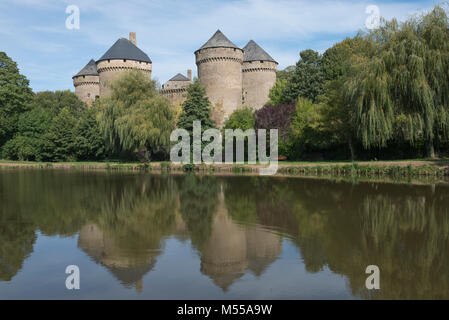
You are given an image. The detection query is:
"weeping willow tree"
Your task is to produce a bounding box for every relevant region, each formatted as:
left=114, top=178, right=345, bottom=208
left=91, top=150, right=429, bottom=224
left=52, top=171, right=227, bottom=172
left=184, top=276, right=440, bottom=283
left=345, top=5, right=449, bottom=157
left=97, top=70, right=176, bottom=160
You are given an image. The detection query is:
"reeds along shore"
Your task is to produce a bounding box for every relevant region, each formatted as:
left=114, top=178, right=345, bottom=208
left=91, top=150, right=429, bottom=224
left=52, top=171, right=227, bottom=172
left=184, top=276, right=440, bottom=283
left=1, top=160, right=449, bottom=180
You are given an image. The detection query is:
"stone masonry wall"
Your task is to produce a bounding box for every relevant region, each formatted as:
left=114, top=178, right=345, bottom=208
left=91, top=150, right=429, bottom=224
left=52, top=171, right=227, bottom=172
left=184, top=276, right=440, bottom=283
left=97, top=59, right=152, bottom=97
left=73, top=75, right=100, bottom=105
left=242, top=60, right=277, bottom=110
left=196, top=47, right=243, bottom=124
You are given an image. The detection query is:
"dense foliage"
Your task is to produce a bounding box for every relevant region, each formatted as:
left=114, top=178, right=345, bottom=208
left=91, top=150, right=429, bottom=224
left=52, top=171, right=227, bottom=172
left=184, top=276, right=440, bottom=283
left=345, top=7, right=449, bottom=157
left=224, top=106, right=255, bottom=131
left=255, top=104, right=296, bottom=142
left=1, top=5, right=447, bottom=163
left=0, top=66, right=174, bottom=162
left=97, top=70, right=176, bottom=161
left=2, top=90, right=105, bottom=161
left=177, top=79, right=216, bottom=133
left=263, top=4, right=449, bottom=160
left=282, top=49, right=325, bottom=103
left=0, top=52, right=34, bottom=148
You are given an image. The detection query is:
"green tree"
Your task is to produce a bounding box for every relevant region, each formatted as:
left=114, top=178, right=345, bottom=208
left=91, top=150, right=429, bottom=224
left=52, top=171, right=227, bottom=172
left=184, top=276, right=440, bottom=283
left=0, top=52, right=34, bottom=150
left=321, top=37, right=373, bottom=83
left=1, top=107, right=52, bottom=161
left=289, top=98, right=324, bottom=159
left=268, top=79, right=289, bottom=106
left=42, top=107, right=77, bottom=161
left=224, top=106, right=255, bottom=130
left=345, top=6, right=449, bottom=157
left=1, top=90, right=103, bottom=162
left=283, top=50, right=325, bottom=103
left=30, top=90, right=86, bottom=114
left=320, top=37, right=376, bottom=160
left=177, top=79, right=215, bottom=132
left=73, top=107, right=105, bottom=161
left=276, top=65, right=295, bottom=82
left=223, top=106, right=256, bottom=162
left=97, top=70, right=175, bottom=160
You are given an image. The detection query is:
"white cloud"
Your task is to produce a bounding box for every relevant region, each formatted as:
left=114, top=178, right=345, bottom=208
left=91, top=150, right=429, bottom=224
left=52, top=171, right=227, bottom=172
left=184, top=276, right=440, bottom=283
left=1, top=0, right=437, bottom=90
left=59, top=0, right=434, bottom=83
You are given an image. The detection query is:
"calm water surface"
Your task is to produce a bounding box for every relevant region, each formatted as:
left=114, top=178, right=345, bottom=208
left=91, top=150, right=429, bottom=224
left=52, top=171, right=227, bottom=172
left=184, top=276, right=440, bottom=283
left=1, top=170, right=449, bottom=299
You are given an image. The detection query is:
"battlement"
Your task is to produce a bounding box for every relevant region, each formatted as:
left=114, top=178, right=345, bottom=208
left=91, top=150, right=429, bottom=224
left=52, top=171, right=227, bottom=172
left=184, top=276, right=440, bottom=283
left=73, top=31, right=277, bottom=115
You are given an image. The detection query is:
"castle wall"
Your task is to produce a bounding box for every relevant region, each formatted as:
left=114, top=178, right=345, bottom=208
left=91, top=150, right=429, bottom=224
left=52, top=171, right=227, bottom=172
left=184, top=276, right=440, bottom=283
left=97, top=59, right=152, bottom=97
left=162, top=80, right=190, bottom=90
left=160, top=88, right=188, bottom=106
left=242, top=61, right=277, bottom=110
left=161, top=80, right=191, bottom=106
left=195, top=47, right=243, bottom=126
left=73, top=75, right=100, bottom=106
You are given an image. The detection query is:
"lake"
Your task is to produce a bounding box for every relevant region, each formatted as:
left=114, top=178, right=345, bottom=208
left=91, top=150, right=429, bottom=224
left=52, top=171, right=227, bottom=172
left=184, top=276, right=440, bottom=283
left=1, top=169, right=448, bottom=299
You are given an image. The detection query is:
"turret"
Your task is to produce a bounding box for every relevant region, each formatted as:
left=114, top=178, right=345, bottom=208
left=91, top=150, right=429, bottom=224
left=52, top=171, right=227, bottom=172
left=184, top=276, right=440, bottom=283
left=72, top=59, right=100, bottom=105
left=195, top=30, right=243, bottom=126
left=96, top=32, right=152, bottom=97
left=242, top=40, right=278, bottom=110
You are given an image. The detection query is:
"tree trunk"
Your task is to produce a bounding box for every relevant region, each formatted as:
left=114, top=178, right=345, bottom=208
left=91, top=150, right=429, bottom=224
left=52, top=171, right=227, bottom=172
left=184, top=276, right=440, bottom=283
left=145, top=147, right=152, bottom=162
left=426, top=139, right=436, bottom=159
left=348, top=137, right=355, bottom=161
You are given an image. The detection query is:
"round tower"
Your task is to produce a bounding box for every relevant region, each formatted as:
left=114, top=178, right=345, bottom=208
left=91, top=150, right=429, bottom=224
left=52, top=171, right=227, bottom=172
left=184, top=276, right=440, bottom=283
left=242, top=40, right=278, bottom=110
left=97, top=33, right=152, bottom=97
left=72, top=59, right=100, bottom=105
left=195, top=30, right=243, bottom=126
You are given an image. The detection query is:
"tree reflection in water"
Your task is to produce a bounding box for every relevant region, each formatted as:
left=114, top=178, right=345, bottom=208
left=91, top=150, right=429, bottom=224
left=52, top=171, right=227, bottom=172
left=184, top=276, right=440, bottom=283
left=1, top=170, right=449, bottom=298
left=228, top=177, right=449, bottom=299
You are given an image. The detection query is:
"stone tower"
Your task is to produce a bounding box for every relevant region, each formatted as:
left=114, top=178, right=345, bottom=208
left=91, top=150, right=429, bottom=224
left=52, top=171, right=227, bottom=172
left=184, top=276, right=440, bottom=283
left=195, top=30, right=243, bottom=126
left=242, top=40, right=278, bottom=110
left=160, top=71, right=192, bottom=106
left=96, top=32, right=152, bottom=97
left=72, top=59, right=100, bottom=105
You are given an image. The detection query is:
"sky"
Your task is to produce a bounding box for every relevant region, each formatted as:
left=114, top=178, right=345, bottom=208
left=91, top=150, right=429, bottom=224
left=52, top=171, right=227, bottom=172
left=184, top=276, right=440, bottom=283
left=0, top=0, right=441, bottom=92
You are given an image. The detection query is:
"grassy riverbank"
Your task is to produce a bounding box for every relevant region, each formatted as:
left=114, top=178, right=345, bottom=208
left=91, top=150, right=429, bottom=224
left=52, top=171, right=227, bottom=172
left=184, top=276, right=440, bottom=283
left=1, top=159, right=449, bottom=179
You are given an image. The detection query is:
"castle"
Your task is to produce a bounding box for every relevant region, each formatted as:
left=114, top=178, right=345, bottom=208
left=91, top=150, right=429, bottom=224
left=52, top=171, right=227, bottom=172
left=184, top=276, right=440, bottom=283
left=73, top=30, right=278, bottom=125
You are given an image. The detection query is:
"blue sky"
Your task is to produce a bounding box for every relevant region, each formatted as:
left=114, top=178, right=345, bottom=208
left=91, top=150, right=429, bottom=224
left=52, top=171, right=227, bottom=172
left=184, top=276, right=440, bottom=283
left=0, top=0, right=440, bottom=92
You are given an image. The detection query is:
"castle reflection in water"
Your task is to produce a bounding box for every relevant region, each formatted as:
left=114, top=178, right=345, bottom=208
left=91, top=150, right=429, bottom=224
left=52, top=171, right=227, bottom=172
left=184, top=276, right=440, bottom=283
left=77, top=189, right=282, bottom=292
left=1, top=170, right=449, bottom=299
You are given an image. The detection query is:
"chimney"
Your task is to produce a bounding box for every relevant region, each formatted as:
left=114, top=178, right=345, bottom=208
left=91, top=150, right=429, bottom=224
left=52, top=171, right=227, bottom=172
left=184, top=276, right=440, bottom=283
left=129, top=32, right=136, bottom=45
left=187, top=69, right=192, bottom=81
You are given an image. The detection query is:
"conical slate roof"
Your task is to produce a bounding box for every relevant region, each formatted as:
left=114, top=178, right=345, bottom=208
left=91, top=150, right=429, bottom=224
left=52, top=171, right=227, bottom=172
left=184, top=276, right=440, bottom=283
left=243, top=40, right=277, bottom=63
left=169, top=73, right=190, bottom=81
left=73, top=59, right=98, bottom=78
left=97, top=38, right=151, bottom=63
left=198, top=30, right=240, bottom=51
